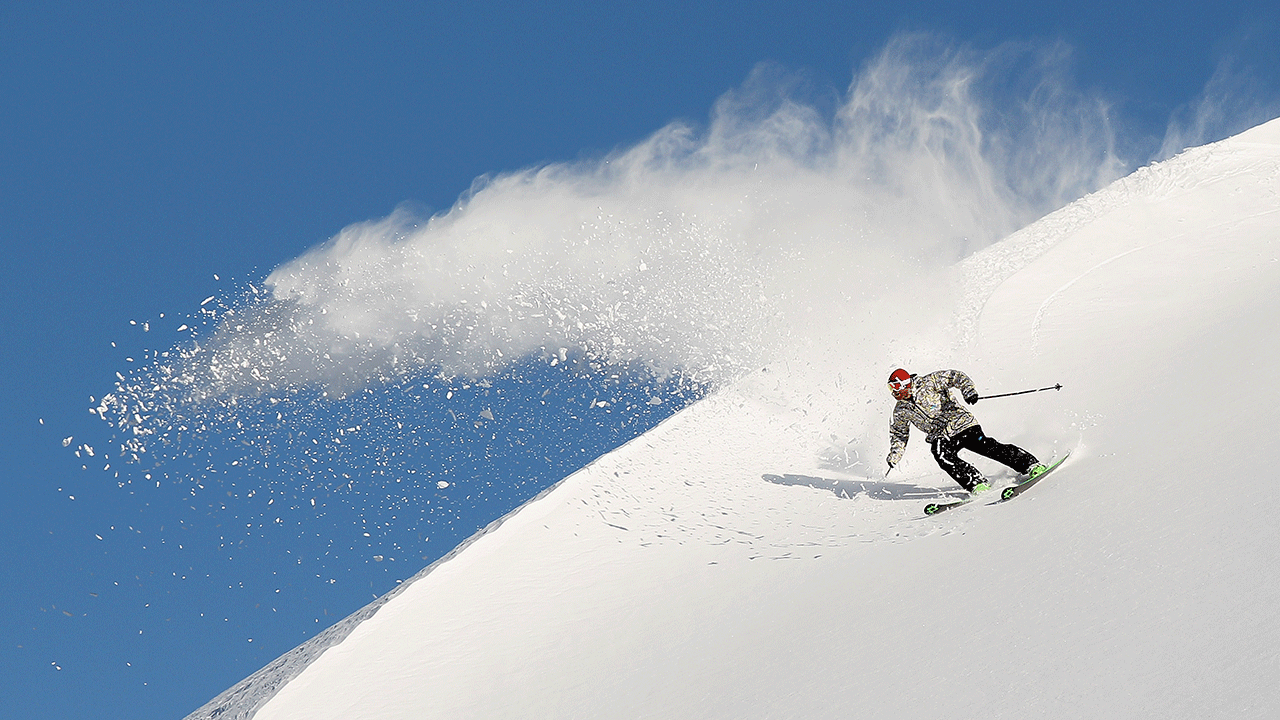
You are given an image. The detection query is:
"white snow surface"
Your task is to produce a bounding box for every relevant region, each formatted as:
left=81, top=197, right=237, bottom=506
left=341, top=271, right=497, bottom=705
left=196, top=118, right=1280, bottom=719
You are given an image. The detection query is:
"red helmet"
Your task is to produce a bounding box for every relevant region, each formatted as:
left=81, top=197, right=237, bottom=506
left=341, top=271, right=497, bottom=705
left=888, top=368, right=913, bottom=400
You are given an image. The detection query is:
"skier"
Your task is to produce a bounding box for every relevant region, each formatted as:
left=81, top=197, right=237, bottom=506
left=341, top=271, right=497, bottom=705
left=886, top=368, right=1046, bottom=494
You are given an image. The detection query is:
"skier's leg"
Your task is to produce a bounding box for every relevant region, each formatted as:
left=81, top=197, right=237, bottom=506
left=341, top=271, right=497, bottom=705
left=955, top=425, right=1038, bottom=474
left=930, top=434, right=985, bottom=491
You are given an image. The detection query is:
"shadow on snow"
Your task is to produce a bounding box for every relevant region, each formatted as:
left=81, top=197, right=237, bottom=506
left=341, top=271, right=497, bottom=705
left=760, top=473, right=967, bottom=501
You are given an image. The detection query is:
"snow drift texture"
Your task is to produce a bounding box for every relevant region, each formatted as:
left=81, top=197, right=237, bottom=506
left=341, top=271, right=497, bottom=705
left=185, top=107, right=1280, bottom=719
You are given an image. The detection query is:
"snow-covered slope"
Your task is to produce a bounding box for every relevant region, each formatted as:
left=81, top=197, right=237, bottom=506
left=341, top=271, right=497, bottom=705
left=191, top=118, right=1280, bottom=719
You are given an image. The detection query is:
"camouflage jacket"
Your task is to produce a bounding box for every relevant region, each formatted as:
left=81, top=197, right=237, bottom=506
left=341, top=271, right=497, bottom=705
left=887, top=369, right=979, bottom=467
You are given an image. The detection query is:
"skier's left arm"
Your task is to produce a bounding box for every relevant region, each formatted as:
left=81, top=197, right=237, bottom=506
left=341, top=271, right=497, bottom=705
left=942, top=369, right=980, bottom=404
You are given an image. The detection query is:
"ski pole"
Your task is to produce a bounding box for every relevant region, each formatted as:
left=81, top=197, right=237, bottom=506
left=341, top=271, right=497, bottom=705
left=977, top=383, right=1063, bottom=401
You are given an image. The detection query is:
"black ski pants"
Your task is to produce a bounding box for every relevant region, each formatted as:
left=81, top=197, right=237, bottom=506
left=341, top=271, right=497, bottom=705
left=930, top=425, right=1038, bottom=491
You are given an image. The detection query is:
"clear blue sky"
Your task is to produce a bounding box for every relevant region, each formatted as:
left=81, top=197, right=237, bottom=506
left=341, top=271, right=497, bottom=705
left=2, top=2, right=1276, bottom=718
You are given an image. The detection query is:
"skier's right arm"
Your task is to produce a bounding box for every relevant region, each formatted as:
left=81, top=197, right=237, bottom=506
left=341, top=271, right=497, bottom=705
left=887, top=404, right=910, bottom=468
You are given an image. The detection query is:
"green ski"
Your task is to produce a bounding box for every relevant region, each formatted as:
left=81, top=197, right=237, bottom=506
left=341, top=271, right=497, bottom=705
left=923, top=495, right=978, bottom=515
left=996, top=452, right=1071, bottom=503
left=922, top=452, right=1070, bottom=515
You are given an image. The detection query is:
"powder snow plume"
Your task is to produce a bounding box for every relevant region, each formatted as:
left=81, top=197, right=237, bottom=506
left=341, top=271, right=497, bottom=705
left=91, top=35, right=1125, bottom=544
left=120, top=37, right=1118, bottom=410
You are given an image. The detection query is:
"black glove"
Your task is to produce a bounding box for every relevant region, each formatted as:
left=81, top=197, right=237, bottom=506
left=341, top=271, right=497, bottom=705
left=963, top=390, right=979, bottom=404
